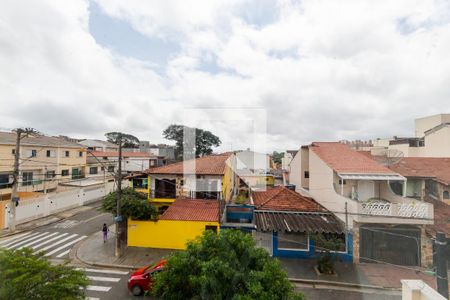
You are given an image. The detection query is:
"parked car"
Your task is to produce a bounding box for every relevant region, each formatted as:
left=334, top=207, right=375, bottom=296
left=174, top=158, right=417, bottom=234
left=127, top=259, right=167, bottom=296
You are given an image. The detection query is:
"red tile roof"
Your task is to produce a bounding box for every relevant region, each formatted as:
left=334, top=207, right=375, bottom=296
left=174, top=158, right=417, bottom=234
left=310, top=142, right=394, bottom=174
left=159, top=199, right=219, bottom=222
left=252, top=186, right=327, bottom=212
left=146, top=154, right=231, bottom=175
left=389, top=157, right=450, bottom=185
left=424, top=196, right=450, bottom=238
left=89, top=151, right=156, bottom=158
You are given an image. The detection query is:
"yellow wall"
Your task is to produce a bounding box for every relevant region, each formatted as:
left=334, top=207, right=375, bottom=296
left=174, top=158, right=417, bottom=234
left=128, top=219, right=219, bottom=249
left=222, top=156, right=234, bottom=202
left=0, top=200, right=7, bottom=229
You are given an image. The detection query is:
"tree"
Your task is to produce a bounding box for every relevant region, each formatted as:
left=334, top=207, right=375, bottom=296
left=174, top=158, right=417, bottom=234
left=0, top=248, right=88, bottom=300
left=272, top=151, right=284, bottom=165
left=105, top=132, right=140, bottom=148
left=163, top=125, right=221, bottom=160
left=152, top=230, right=305, bottom=300
left=101, top=187, right=156, bottom=220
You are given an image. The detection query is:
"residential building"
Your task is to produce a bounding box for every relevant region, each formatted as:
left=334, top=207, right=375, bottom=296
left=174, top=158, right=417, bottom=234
left=0, top=132, right=86, bottom=200
left=127, top=153, right=236, bottom=250
left=86, top=151, right=161, bottom=178
left=235, top=150, right=274, bottom=188
left=128, top=199, right=220, bottom=249
left=374, top=114, right=450, bottom=157
left=287, top=142, right=434, bottom=267
left=388, top=157, right=450, bottom=204
left=252, top=186, right=352, bottom=261
left=281, top=150, right=297, bottom=171
left=124, top=141, right=175, bottom=162
left=78, top=139, right=119, bottom=152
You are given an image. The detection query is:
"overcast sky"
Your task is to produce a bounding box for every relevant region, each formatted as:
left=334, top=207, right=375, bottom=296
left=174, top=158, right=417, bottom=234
left=1, top=0, right=449, bottom=152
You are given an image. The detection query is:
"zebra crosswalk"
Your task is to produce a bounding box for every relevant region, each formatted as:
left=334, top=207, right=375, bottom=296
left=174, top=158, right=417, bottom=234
left=78, top=267, right=129, bottom=300
left=0, top=231, right=87, bottom=258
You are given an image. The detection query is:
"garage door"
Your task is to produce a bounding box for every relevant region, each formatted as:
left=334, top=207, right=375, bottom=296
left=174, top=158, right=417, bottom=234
left=360, top=226, right=421, bottom=266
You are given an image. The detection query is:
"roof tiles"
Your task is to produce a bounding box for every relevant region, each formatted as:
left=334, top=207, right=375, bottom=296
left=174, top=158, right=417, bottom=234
left=159, top=199, right=220, bottom=222
left=146, top=154, right=231, bottom=175
left=311, top=142, right=394, bottom=174
left=389, top=157, right=450, bottom=185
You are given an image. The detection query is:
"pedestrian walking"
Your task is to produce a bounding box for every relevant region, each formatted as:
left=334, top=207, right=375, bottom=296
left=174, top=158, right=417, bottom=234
left=102, top=223, right=108, bottom=243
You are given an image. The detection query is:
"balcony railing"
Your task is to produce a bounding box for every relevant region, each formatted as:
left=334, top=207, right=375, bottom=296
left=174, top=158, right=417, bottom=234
left=359, top=201, right=432, bottom=219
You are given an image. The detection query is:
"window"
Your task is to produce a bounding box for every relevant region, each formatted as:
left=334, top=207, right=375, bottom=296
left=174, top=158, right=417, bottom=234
left=444, top=191, right=450, bottom=199
left=338, top=179, right=346, bottom=185
left=107, top=166, right=114, bottom=172
left=46, top=150, right=56, bottom=157
left=27, top=149, right=37, bottom=157
left=89, top=167, right=98, bottom=175
left=314, top=233, right=346, bottom=252
left=61, top=169, right=69, bottom=177
left=64, top=151, right=70, bottom=157
left=22, top=172, right=33, bottom=186
left=0, top=174, right=11, bottom=189
left=304, top=171, right=310, bottom=178
left=278, top=232, right=308, bottom=250
left=205, top=225, right=218, bottom=233
left=103, top=157, right=108, bottom=160
left=46, top=171, right=56, bottom=178
left=79, top=151, right=83, bottom=157
left=11, top=149, right=15, bottom=155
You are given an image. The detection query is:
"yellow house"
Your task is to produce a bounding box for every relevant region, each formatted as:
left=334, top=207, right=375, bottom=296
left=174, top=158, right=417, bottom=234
left=128, top=199, right=220, bottom=249
left=0, top=132, right=87, bottom=200
left=143, top=153, right=236, bottom=213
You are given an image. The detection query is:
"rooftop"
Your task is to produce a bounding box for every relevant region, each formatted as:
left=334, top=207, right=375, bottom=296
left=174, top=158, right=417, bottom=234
left=159, top=199, right=219, bottom=222
left=311, top=142, right=395, bottom=174
left=146, top=153, right=231, bottom=175
left=389, top=157, right=450, bottom=185
left=0, top=131, right=83, bottom=148
left=252, top=186, right=326, bottom=212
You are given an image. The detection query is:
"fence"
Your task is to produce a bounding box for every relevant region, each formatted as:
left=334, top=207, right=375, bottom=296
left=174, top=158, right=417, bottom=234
left=1, top=180, right=125, bottom=229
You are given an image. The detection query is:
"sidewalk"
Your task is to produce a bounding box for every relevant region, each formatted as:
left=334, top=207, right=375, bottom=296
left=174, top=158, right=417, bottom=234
left=280, top=257, right=449, bottom=291
left=74, top=227, right=175, bottom=269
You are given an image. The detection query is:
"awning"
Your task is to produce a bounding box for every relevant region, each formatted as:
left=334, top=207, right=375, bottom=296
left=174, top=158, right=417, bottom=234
left=338, top=173, right=405, bottom=181
left=254, top=211, right=344, bottom=234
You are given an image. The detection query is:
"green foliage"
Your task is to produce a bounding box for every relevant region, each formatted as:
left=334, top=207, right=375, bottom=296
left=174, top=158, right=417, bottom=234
left=272, top=151, right=284, bottom=165
left=105, top=132, right=140, bottom=148
left=163, top=124, right=221, bottom=160
left=0, top=248, right=88, bottom=300
left=312, top=234, right=345, bottom=274
left=101, top=187, right=156, bottom=220
left=152, top=230, right=305, bottom=300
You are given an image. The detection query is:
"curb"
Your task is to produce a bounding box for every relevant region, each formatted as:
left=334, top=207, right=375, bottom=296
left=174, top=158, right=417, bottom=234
left=288, top=277, right=401, bottom=291
left=73, top=233, right=136, bottom=271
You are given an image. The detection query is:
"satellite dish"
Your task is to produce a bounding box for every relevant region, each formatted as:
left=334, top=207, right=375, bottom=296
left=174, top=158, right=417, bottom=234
left=376, top=149, right=404, bottom=166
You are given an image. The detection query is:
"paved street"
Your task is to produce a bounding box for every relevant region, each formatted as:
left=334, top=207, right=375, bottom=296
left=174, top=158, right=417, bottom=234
left=296, top=287, right=401, bottom=300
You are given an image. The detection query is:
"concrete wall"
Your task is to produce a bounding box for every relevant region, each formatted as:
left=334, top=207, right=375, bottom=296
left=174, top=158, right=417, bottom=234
left=415, top=114, right=450, bottom=137
left=423, top=126, right=450, bottom=157
left=300, top=147, right=310, bottom=189
left=288, top=150, right=302, bottom=190
left=1, top=181, right=120, bottom=229
left=401, top=280, right=447, bottom=300
left=127, top=219, right=219, bottom=249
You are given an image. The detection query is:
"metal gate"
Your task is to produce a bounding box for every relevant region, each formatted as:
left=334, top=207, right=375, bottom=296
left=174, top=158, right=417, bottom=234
left=360, top=226, right=421, bottom=266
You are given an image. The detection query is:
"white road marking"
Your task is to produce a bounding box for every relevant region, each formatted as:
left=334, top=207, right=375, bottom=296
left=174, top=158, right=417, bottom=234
left=44, top=235, right=86, bottom=256
left=32, top=232, right=69, bottom=249
left=6, top=232, right=50, bottom=249
left=55, top=249, right=71, bottom=258
left=18, top=232, right=59, bottom=249
left=77, top=268, right=129, bottom=275
left=87, top=276, right=121, bottom=282
left=0, top=232, right=33, bottom=246
left=86, top=285, right=112, bottom=292
left=0, top=232, right=41, bottom=248
left=34, top=234, right=78, bottom=254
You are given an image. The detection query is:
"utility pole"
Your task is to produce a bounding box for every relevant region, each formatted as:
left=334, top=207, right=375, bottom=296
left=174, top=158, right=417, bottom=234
left=435, top=232, right=448, bottom=299
left=115, top=133, right=123, bottom=257
left=9, top=129, right=22, bottom=232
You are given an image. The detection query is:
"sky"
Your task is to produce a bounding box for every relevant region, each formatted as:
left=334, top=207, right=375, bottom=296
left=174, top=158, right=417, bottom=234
left=1, top=0, right=450, bottom=152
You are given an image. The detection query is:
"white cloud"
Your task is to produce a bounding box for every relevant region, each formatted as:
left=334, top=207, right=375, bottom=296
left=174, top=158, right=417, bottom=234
left=1, top=0, right=450, bottom=152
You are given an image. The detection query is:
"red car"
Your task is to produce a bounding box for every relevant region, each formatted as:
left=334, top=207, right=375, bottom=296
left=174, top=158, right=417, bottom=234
left=127, top=259, right=167, bottom=296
